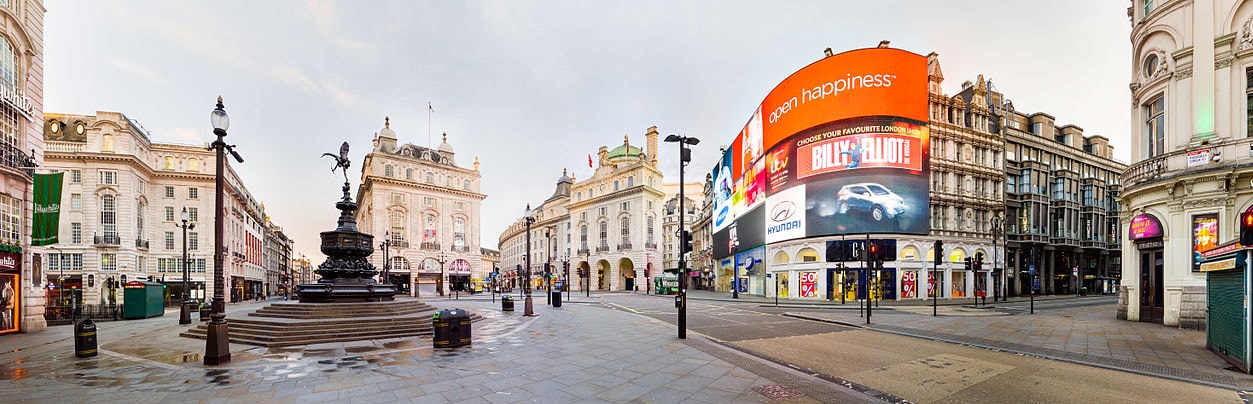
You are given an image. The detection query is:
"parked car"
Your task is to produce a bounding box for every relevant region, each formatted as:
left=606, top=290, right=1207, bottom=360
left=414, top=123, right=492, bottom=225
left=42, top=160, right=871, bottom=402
left=836, top=183, right=907, bottom=221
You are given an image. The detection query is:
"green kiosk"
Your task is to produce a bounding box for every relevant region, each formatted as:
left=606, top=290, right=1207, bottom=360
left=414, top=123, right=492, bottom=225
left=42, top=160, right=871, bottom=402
left=122, top=281, right=166, bottom=319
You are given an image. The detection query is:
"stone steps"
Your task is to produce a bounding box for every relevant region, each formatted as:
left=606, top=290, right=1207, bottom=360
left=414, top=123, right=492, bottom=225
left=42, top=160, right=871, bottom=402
left=178, top=299, right=483, bottom=347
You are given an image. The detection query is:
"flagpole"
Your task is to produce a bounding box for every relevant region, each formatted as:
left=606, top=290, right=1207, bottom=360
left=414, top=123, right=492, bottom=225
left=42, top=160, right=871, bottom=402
left=427, top=102, right=433, bottom=148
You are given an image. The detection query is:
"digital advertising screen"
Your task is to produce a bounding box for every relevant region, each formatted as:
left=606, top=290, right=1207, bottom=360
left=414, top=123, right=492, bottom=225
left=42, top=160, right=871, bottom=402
left=711, top=47, right=929, bottom=258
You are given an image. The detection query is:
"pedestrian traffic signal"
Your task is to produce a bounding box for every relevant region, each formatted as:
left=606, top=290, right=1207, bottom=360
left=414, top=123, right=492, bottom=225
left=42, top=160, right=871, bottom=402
left=964, top=257, right=972, bottom=271
left=1241, top=212, right=1253, bottom=246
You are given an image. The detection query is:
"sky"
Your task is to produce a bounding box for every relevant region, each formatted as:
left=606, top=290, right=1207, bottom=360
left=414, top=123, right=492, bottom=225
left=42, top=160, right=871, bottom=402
left=44, top=1, right=1132, bottom=256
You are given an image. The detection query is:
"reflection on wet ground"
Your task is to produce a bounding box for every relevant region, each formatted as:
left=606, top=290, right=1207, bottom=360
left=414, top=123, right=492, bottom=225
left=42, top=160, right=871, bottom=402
left=1, top=302, right=527, bottom=393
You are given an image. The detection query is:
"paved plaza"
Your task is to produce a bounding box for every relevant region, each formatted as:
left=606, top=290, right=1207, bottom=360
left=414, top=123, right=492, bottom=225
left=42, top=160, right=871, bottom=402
left=684, top=290, right=1253, bottom=391
left=0, top=296, right=871, bottom=403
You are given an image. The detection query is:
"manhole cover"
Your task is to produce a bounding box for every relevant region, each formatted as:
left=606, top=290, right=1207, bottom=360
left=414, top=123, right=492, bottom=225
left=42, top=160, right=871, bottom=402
left=753, top=384, right=805, bottom=400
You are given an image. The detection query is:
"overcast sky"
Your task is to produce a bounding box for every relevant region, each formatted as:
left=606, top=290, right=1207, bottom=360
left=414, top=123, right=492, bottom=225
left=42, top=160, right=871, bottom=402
left=44, top=1, right=1131, bottom=256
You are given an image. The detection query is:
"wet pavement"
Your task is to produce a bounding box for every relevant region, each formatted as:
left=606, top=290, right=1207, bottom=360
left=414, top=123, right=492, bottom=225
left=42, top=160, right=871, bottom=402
left=0, top=296, right=875, bottom=403
left=681, top=289, right=1253, bottom=391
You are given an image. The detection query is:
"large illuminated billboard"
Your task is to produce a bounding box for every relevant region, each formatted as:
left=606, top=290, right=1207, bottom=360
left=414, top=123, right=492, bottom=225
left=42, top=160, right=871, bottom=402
left=713, top=47, right=929, bottom=257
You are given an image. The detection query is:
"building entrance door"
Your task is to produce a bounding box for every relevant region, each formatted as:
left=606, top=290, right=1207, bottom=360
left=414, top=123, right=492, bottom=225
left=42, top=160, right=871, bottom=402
left=1139, top=250, right=1164, bottom=323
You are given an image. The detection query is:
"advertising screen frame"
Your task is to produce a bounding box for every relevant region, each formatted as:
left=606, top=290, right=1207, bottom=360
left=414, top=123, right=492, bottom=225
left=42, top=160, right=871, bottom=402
left=710, top=46, right=929, bottom=261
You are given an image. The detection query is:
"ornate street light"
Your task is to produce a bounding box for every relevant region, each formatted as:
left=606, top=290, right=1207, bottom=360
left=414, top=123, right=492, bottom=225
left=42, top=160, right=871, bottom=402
left=664, top=133, right=699, bottom=339
left=437, top=250, right=447, bottom=297
left=205, top=96, right=243, bottom=366
left=379, top=231, right=391, bottom=288
left=177, top=207, right=196, bottom=325
left=523, top=204, right=537, bottom=316
left=991, top=216, right=1003, bottom=302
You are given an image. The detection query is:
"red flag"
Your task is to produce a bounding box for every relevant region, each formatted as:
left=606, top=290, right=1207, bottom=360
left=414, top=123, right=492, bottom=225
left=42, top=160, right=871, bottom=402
left=588, top=154, right=593, bottom=168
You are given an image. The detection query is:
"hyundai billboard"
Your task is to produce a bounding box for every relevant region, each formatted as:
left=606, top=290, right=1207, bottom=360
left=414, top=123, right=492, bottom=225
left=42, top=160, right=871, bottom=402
left=712, top=47, right=929, bottom=257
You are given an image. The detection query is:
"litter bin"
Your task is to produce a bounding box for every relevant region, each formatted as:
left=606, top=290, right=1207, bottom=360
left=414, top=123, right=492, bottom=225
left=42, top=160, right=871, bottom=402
left=551, top=290, right=562, bottom=307
left=74, top=318, right=97, bottom=358
left=502, top=295, right=514, bottom=312
left=199, top=303, right=211, bottom=321
left=433, top=308, right=472, bottom=348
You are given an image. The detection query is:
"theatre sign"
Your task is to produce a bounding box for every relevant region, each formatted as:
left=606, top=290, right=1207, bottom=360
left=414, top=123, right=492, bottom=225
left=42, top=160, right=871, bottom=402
left=0, top=85, right=37, bottom=121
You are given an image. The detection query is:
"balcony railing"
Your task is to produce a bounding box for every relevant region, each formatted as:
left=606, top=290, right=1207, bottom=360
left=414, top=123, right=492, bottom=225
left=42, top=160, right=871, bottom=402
left=420, top=242, right=440, bottom=251
left=389, top=239, right=409, bottom=248
left=93, top=234, right=120, bottom=246
left=645, top=242, right=658, bottom=250
left=135, top=239, right=149, bottom=249
left=1122, top=155, right=1168, bottom=189
left=451, top=245, right=471, bottom=252
left=595, top=245, right=610, bottom=253
left=0, top=142, right=34, bottom=176
left=577, top=248, right=590, bottom=256
left=617, top=242, right=632, bottom=251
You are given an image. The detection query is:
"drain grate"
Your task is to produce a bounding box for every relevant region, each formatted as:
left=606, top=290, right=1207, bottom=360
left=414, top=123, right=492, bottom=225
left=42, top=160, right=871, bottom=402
left=753, top=384, right=805, bottom=401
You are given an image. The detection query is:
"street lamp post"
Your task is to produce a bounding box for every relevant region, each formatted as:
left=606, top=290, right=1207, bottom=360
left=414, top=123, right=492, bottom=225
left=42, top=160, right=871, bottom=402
left=523, top=204, right=537, bottom=316
left=991, top=216, right=1002, bottom=302
left=177, top=207, right=196, bottom=325
left=583, top=250, right=590, bottom=297
left=205, top=96, right=243, bottom=366
left=665, top=133, right=699, bottom=340
left=545, top=227, right=554, bottom=305
left=437, top=250, right=447, bottom=298
left=379, top=231, right=391, bottom=290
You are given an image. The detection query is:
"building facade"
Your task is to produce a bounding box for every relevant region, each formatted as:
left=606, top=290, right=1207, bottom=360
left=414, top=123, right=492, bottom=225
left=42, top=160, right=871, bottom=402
left=1121, top=0, right=1253, bottom=329
left=0, top=0, right=44, bottom=336
left=498, top=128, right=666, bottom=293
left=263, top=218, right=292, bottom=298
left=356, top=118, right=486, bottom=297
left=660, top=182, right=702, bottom=288
left=41, top=111, right=274, bottom=312
left=706, top=51, right=1125, bottom=303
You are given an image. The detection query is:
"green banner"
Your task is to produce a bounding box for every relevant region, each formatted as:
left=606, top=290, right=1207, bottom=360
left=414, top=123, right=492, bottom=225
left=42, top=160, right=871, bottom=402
left=31, top=172, right=63, bottom=246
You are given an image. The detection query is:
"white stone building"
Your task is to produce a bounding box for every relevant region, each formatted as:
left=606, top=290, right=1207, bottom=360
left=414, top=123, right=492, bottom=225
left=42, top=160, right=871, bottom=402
left=1120, top=0, right=1253, bottom=329
left=356, top=118, right=486, bottom=297
left=42, top=110, right=272, bottom=310
left=498, top=128, right=666, bottom=293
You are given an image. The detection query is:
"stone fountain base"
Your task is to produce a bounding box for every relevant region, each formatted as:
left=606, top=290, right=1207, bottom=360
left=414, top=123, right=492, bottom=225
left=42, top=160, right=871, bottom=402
left=297, top=278, right=396, bottom=303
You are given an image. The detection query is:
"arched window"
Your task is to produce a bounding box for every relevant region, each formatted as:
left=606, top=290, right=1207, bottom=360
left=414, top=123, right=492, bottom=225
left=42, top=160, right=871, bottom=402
left=0, top=38, right=15, bottom=90
left=100, top=195, right=117, bottom=240
left=620, top=216, right=630, bottom=245
left=646, top=216, right=654, bottom=245
left=390, top=210, right=405, bottom=237
left=424, top=214, right=437, bottom=242
left=614, top=181, right=620, bottom=191
left=454, top=217, right=466, bottom=249
left=627, top=176, right=634, bottom=187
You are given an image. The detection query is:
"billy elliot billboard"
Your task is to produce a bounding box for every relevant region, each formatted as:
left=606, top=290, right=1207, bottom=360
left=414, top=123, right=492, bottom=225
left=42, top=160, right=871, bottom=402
left=712, top=47, right=929, bottom=258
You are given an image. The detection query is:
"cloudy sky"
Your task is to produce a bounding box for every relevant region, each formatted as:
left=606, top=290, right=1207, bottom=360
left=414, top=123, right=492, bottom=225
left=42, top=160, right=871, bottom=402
left=44, top=1, right=1131, bottom=255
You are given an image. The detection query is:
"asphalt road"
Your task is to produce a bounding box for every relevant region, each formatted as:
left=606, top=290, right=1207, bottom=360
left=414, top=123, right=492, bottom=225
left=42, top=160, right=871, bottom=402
left=597, top=293, right=1243, bottom=404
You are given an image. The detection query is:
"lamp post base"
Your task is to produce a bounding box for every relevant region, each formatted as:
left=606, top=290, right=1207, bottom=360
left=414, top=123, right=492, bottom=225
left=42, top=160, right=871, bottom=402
left=204, top=317, right=232, bottom=366
left=524, top=296, right=535, bottom=316
left=179, top=302, right=191, bottom=325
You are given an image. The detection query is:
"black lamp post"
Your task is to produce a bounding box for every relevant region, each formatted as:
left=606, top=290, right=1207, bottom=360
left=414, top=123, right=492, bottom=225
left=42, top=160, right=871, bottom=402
left=379, top=231, right=391, bottom=289
left=437, top=250, right=447, bottom=298
left=177, top=207, right=196, bottom=325
left=523, top=204, right=537, bottom=316
left=205, top=96, right=243, bottom=366
left=991, top=216, right=1003, bottom=302
left=665, top=133, right=699, bottom=339
left=545, top=227, right=554, bottom=305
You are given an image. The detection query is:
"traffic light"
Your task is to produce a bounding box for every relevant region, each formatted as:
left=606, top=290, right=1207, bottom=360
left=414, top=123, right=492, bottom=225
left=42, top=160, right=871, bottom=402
left=868, top=241, right=880, bottom=262
left=681, top=230, right=693, bottom=254
left=973, top=252, right=984, bottom=272
left=964, top=257, right=972, bottom=272
left=933, top=240, right=943, bottom=266
left=1241, top=212, right=1253, bottom=246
